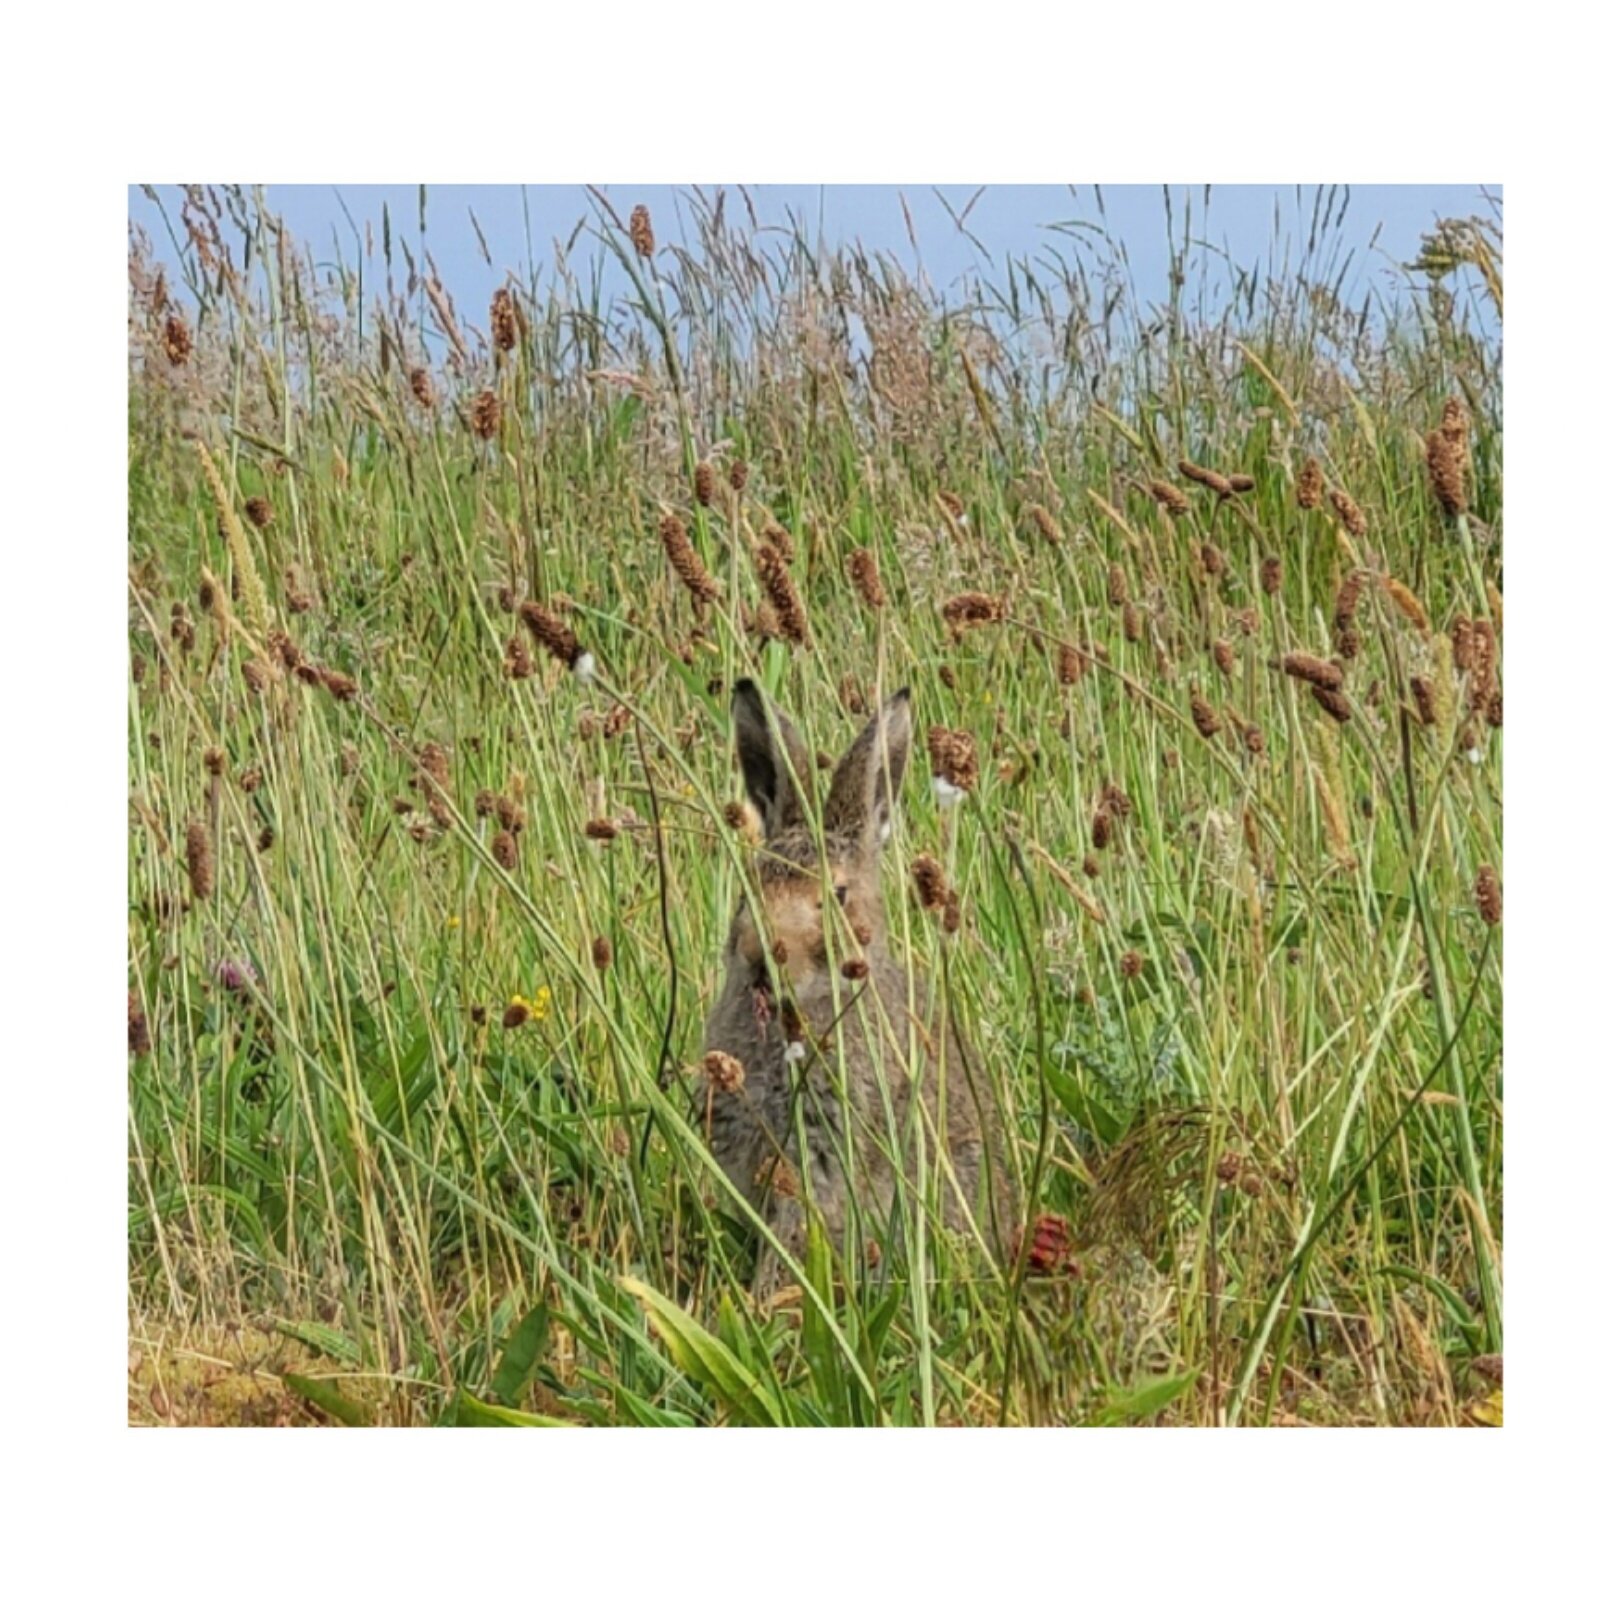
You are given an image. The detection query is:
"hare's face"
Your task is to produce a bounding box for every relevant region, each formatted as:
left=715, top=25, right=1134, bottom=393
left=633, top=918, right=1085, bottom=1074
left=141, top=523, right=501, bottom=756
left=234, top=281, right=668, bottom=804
left=725, top=682, right=911, bottom=1004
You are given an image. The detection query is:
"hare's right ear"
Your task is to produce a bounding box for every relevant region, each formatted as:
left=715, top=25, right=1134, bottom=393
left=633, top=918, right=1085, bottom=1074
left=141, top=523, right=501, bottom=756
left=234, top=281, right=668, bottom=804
left=732, top=680, right=812, bottom=835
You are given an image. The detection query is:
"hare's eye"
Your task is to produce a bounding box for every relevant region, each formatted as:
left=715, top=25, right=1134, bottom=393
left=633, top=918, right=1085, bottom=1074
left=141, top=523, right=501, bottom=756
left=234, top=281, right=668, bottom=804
left=834, top=885, right=849, bottom=907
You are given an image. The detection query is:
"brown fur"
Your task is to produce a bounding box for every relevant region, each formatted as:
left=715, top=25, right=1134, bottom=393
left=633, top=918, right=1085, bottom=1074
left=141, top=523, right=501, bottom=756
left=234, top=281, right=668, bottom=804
left=702, top=681, right=1011, bottom=1290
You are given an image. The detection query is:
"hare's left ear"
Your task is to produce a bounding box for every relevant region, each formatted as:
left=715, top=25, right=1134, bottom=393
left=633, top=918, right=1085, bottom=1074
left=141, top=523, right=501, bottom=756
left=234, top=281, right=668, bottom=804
left=823, top=687, right=912, bottom=845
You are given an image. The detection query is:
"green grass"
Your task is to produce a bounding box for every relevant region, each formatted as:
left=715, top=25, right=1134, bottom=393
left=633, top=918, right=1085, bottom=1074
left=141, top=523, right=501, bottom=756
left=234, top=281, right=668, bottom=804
left=127, top=185, right=1502, bottom=1427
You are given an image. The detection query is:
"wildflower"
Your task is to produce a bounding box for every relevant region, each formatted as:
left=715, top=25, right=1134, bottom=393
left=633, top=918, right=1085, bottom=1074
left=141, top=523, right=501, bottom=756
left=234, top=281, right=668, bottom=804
left=214, top=958, right=258, bottom=993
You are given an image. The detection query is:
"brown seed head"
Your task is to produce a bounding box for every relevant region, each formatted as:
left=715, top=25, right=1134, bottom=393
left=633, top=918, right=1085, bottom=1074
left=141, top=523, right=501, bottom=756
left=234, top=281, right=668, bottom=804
left=185, top=820, right=213, bottom=902
left=1310, top=685, right=1354, bottom=724
left=1029, top=504, right=1064, bottom=545
left=1243, top=722, right=1265, bottom=755
left=1107, top=563, right=1128, bottom=607
left=1227, top=473, right=1256, bottom=494
left=1261, top=555, right=1283, bottom=596
left=1297, top=457, right=1324, bottom=511
left=1190, top=692, right=1221, bottom=739
left=1217, top=1151, right=1242, bottom=1185
left=1178, top=459, right=1232, bottom=497
left=1201, top=543, right=1226, bottom=578
left=128, top=992, right=152, bottom=1057
left=927, top=725, right=979, bottom=793
left=502, top=999, right=530, bottom=1030
left=409, top=367, right=434, bottom=408
left=1148, top=480, right=1190, bottom=517
left=492, top=830, right=520, bottom=871
left=941, top=889, right=963, bottom=934
left=659, top=513, right=722, bottom=608
left=847, top=548, right=886, bottom=609
left=1410, top=675, right=1438, bottom=726
left=704, top=1050, right=746, bottom=1094
left=490, top=288, right=518, bottom=353
left=204, top=746, right=226, bottom=777
left=1334, top=571, right=1365, bottom=631
left=470, top=389, right=501, bottom=441
left=518, top=601, right=585, bottom=669
left=1120, top=949, right=1145, bottom=979
left=584, top=817, right=618, bottom=843
left=728, top=458, right=748, bottom=493
left=1092, top=809, right=1112, bottom=851
left=1212, top=639, right=1235, bottom=677
left=629, top=205, right=655, bottom=259
left=592, top=935, right=613, bottom=972
left=693, top=461, right=716, bottom=508
left=1123, top=601, right=1142, bottom=643
left=163, top=314, right=192, bottom=367
left=503, top=633, right=534, bottom=680
left=1384, top=576, right=1430, bottom=632
left=1426, top=429, right=1466, bottom=516
left=941, top=592, right=1005, bottom=638
left=911, top=854, right=947, bottom=910
left=319, top=667, right=357, bottom=702
left=1280, top=652, right=1344, bottom=691
left=244, top=496, right=272, bottom=530
left=840, top=959, right=870, bottom=982
left=1329, top=488, right=1368, bottom=537
left=753, top=543, right=808, bottom=645
left=1475, top=864, right=1502, bottom=926
left=1057, top=641, right=1084, bottom=686
left=1441, top=395, right=1469, bottom=446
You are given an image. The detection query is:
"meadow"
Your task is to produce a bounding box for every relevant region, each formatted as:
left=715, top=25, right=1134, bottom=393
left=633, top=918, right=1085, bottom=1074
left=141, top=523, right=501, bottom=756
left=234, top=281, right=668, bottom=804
left=127, top=185, right=1503, bottom=1427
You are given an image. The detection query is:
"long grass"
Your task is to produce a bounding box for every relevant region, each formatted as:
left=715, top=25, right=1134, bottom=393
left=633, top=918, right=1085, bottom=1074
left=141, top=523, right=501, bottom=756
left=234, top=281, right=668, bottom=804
left=127, top=184, right=1503, bottom=1427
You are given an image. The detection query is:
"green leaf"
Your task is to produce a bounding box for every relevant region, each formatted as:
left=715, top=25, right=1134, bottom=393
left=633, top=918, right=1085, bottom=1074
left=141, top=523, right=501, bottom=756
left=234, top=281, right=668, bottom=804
left=449, top=1389, right=576, bottom=1427
left=491, top=1299, right=552, bottom=1406
left=620, top=1275, right=789, bottom=1427
left=1095, top=1370, right=1197, bottom=1425
left=283, top=1373, right=372, bottom=1427
left=274, top=1319, right=363, bottom=1367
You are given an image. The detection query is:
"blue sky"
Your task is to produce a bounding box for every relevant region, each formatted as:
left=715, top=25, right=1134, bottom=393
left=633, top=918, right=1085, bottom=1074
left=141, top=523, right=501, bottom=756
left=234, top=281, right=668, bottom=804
left=129, top=183, right=1500, bottom=325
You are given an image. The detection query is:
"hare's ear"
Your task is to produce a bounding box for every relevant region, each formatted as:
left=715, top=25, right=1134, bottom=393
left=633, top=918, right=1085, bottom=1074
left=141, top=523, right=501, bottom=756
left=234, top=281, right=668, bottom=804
left=732, top=679, right=812, bottom=834
left=823, top=687, right=912, bottom=846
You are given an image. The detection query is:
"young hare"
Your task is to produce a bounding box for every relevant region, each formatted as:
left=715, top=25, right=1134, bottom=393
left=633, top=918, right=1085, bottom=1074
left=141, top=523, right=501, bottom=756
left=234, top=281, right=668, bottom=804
left=702, top=679, right=1009, bottom=1289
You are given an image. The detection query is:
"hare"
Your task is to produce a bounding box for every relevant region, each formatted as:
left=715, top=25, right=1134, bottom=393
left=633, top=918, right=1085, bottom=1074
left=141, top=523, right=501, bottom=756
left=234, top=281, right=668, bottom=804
left=701, top=679, right=1009, bottom=1290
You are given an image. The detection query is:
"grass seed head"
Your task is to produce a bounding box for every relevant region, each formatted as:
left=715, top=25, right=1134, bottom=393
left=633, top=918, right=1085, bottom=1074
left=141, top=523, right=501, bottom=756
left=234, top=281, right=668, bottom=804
left=1297, top=456, right=1324, bottom=510
left=753, top=542, right=808, bottom=644
left=847, top=548, right=886, bottom=609
left=1329, top=488, right=1368, bottom=537
left=185, top=820, right=213, bottom=901
left=629, top=205, right=655, bottom=259
left=659, top=513, right=722, bottom=608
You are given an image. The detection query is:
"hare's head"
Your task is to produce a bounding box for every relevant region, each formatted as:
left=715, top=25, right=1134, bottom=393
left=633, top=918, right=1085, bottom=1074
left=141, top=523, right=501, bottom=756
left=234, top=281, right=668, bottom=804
left=725, top=679, right=912, bottom=1001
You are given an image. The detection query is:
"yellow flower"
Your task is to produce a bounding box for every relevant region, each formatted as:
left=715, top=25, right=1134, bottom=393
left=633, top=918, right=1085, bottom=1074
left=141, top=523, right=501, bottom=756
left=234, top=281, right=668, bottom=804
left=447, top=915, right=461, bottom=930
left=530, top=987, right=552, bottom=1021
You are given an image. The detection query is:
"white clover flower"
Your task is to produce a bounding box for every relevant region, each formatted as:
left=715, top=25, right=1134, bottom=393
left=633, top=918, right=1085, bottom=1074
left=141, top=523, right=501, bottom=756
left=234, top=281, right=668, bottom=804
left=932, top=776, right=966, bottom=810
left=572, top=651, right=596, bottom=686
left=783, top=1041, right=807, bottom=1065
